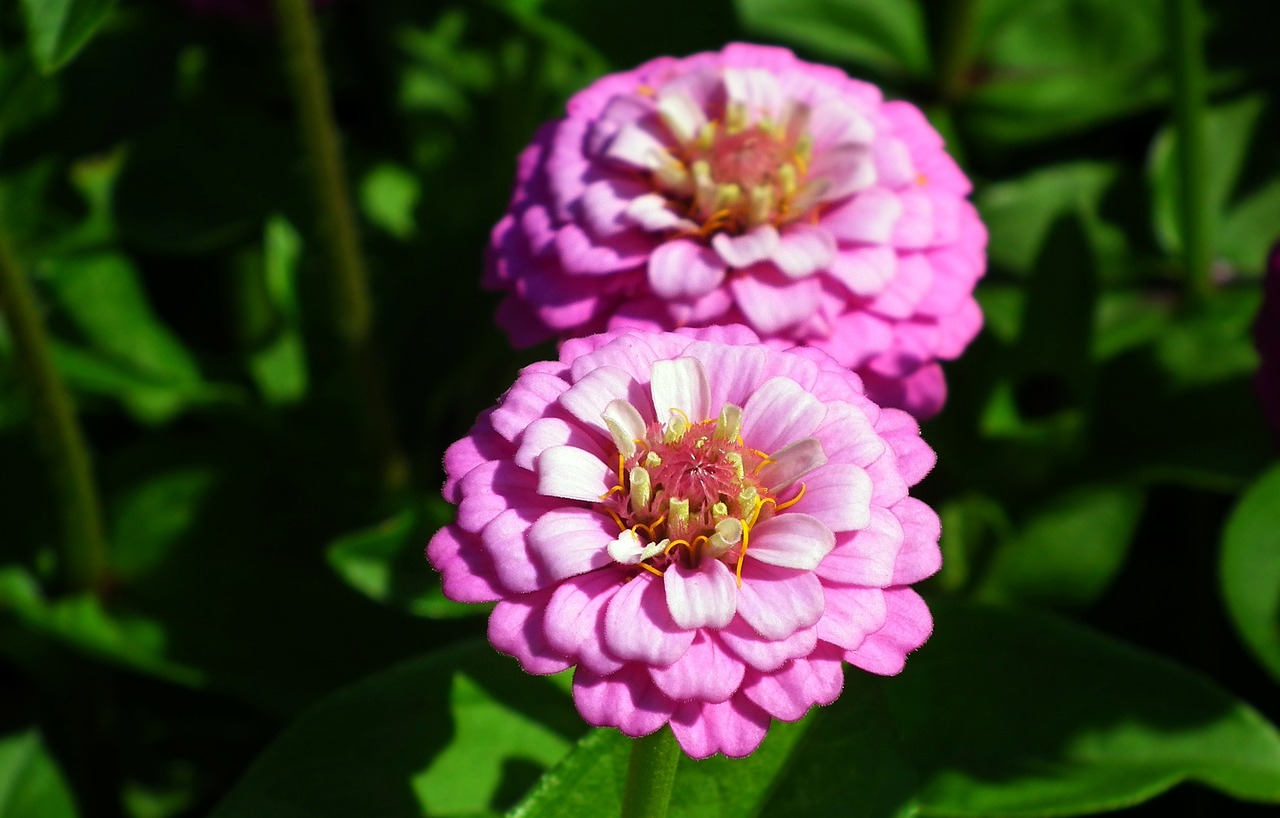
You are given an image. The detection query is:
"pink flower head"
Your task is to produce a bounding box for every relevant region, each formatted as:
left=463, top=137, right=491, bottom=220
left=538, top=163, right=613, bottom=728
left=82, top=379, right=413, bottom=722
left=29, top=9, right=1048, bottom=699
left=427, top=326, right=941, bottom=758
left=486, top=43, right=986, bottom=419
left=1257, top=243, right=1280, bottom=441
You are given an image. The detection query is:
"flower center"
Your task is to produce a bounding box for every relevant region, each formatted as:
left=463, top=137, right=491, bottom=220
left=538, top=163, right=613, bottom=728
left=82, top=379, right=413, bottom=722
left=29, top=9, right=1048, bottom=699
left=652, top=100, right=816, bottom=236
left=600, top=404, right=803, bottom=579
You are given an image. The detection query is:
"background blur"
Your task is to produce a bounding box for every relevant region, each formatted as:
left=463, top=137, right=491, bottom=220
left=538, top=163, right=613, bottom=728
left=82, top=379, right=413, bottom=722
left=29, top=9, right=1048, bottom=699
left=1, top=1, right=1278, bottom=816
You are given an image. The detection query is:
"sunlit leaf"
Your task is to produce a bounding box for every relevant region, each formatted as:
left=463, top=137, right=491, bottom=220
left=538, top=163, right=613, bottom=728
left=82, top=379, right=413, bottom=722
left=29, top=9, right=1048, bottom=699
left=209, top=641, right=582, bottom=818
left=19, top=0, right=117, bottom=73
left=245, top=217, right=308, bottom=406
left=734, top=0, right=930, bottom=80
left=1221, top=463, right=1280, bottom=683
left=0, top=730, right=78, bottom=818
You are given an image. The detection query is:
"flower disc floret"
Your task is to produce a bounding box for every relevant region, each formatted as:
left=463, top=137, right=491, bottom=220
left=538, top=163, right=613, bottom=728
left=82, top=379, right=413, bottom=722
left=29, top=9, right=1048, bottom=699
left=486, top=43, right=987, bottom=419
left=427, top=326, right=942, bottom=759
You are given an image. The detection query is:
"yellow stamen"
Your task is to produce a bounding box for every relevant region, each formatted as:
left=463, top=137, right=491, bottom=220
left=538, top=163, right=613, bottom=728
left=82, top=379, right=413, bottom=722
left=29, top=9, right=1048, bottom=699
left=775, top=482, right=807, bottom=511
left=640, top=563, right=664, bottom=577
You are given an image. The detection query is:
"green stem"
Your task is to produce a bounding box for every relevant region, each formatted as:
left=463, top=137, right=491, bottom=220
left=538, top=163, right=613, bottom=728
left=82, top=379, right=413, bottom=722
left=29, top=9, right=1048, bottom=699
left=0, top=212, right=109, bottom=593
left=936, top=0, right=983, bottom=104
left=621, top=727, right=682, bottom=818
left=1166, top=0, right=1212, bottom=300
left=273, top=0, right=408, bottom=491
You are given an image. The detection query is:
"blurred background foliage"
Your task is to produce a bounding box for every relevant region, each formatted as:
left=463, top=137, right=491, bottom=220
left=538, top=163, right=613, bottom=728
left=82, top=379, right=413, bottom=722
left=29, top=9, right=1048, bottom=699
left=0, top=0, right=1278, bottom=816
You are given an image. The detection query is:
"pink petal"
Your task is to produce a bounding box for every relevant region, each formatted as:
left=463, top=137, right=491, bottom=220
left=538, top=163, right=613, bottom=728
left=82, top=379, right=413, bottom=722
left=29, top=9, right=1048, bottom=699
left=649, top=357, right=711, bottom=423
left=873, top=135, right=916, bottom=188
left=656, top=89, right=707, bottom=144
left=664, top=559, right=738, bottom=629
left=670, top=696, right=771, bottom=759
left=808, top=98, right=874, bottom=150
left=579, top=177, right=650, bottom=238
left=515, top=416, right=607, bottom=471
left=625, top=193, right=694, bottom=232
left=573, top=665, right=675, bottom=737
left=735, top=562, right=825, bottom=640
left=868, top=253, right=933, bottom=319
left=716, top=618, right=818, bottom=672
left=604, top=572, right=695, bottom=666
left=796, top=463, right=873, bottom=533
left=823, top=187, right=902, bottom=244
left=772, top=224, right=837, bottom=278
left=825, top=245, right=897, bottom=297
left=730, top=273, right=821, bottom=334
left=536, top=445, right=612, bottom=502
left=890, top=497, right=942, bottom=585
left=605, top=121, right=670, bottom=170
left=711, top=225, right=780, bottom=269
left=746, top=513, right=835, bottom=571
left=425, top=525, right=504, bottom=603
left=489, top=370, right=570, bottom=443
left=488, top=590, right=572, bottom=675
left=456, top=461, right=545, bottom=534
left=528, top=508, right=618, bottom=581
left=585, top=94, right=652, bottom=156
left=816, top=505, right=903, bottom=587
left=648, top=239, right=728, bottom=300
left=757, top=438, right=827, bottom=491
left=557, top=365, right=645, bottom=438
left=741, top=376, right=827, bottom=454
left=442, top=410, right=504, bottom=503
left=844, top=588, right=933, bottom=675
left=741, top=644, right=844, bottom=721
left=810, top=311, right=895, bottom=369
left=723, top=68, right=784, bottom=120
left=648, top=631, right=745, bottom=703
left=479, top=507, right=546, bottom=593
left=891, top=188, right=935, bottom=249
left=554, top=223, right=651, bottom=275
left=568, top=333, right=664, bottom=385
left=818, top=585, right=887, bottom=650
left=811, top=399, right=885, bottom=467
left=678, top=341, right=769, bottom=414
left=546, top=570, right=627, bottom=674
left=876, top=408, right=936, bottom=486
left=809, top=144, right=876, bottom=201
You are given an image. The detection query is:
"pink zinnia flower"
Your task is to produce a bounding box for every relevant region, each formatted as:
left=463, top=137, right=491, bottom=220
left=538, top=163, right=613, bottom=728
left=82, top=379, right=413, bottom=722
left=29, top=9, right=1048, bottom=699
left=486, top=43, right=986, bottom=419
left=1257, top=243, right=1280, bottom=441
left=427, top=326, right=940, bottom=758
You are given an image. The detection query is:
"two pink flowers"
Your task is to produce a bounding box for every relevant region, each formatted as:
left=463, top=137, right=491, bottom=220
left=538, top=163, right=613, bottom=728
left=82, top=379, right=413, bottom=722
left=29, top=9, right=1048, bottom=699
left=428, top=43, right=987, bottom=758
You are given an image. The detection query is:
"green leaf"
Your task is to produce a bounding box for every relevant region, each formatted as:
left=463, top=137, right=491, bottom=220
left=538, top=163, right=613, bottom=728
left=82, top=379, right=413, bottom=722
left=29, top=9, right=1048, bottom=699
left=896, top=603, right=1280, bottom=815
left=976, top=483, right=1146, bottom=610
left=108, top=468, right=217, bottom=581
left=360, top=164, right=421, bottom=240
left=963, top=0, right=1168, bottom=145
left=244, top=217, right=308, bottom=406
left=210, top=641, right=583, bottom=818
left=1150, top=94, right=1280, bottom=270
left=1221, top=463, right=1280, bottom=683
left=326, top=500, right=482, bottom=619
left=28, top=252, right=240, bottom=422
left=517, top=604, right=1280, bottom=816
left=733, top=0, right=930, bottom=79
left=0, top=567, right=201, bottom=687
left=19, top=0, right=117, bottom=73
left=0, top=730, right=78, bottom=818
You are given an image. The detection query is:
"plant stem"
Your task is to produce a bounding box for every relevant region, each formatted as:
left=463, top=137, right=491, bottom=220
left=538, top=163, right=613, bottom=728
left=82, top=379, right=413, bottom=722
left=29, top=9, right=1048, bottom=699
left=621, top=727, right=682, bottom=818
left=0, top=212, right=109, bottom=593
left=1166, top=0, right=1212, bottom=300
left=273, top=0, right=408, bottom=491
left=936, top=0, right=983, bottom=104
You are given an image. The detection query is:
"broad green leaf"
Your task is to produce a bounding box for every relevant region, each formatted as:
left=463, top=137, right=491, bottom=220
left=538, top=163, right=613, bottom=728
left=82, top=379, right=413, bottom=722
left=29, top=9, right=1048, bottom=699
left=244, top=217, right=308, bottom=406
left=0, top=567, right=201, bottom=687
left=108, top=469, right=217, bottom=581
left=1154, top=287, right=1261, bottom=388
left=976, top=162, right=1127, bottom=278
left=0, top=730, right=78, bottom=818
left=515, top=604, right=1280, bottom=816
left=976, top=483, right=1146, bottom=610
left=897, top=603, right=1280, bottom=815
left=963, top=0, right=1168, bottom=145
left=1150, top=94, right=1280, bottom=270
left=361, top=164, right=422, bottom=240
left=34, top=253, right=237, bottom=422
left=734, top=0, right=930, bottom=80
left=19, top=0, right=117, bottom=73
left=327, top=500, right=481, bottom=619
left=1221, top=463, right=1280, bottom=683
left=210, top=641, right=583, bottom=818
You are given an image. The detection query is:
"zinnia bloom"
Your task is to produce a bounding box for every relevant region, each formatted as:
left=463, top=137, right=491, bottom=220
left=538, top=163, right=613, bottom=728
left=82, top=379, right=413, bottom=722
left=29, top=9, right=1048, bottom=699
left=427, top=326, right=940, bottom=758
left=1257, top=243, right=1280, bottom=441
left=486, top=43, right=985, bottom=419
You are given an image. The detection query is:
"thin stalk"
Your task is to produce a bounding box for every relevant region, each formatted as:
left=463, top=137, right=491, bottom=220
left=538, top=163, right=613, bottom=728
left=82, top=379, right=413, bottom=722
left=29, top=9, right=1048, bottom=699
left=1166, top=0, right=1212, bottom=300
left=0, top=212, right=108, bottom=593
left=273, top=0, right=408, bottom=491
left=621, top=727, right=682, bottom=818
left=936, top=0, right=984, bottom=104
